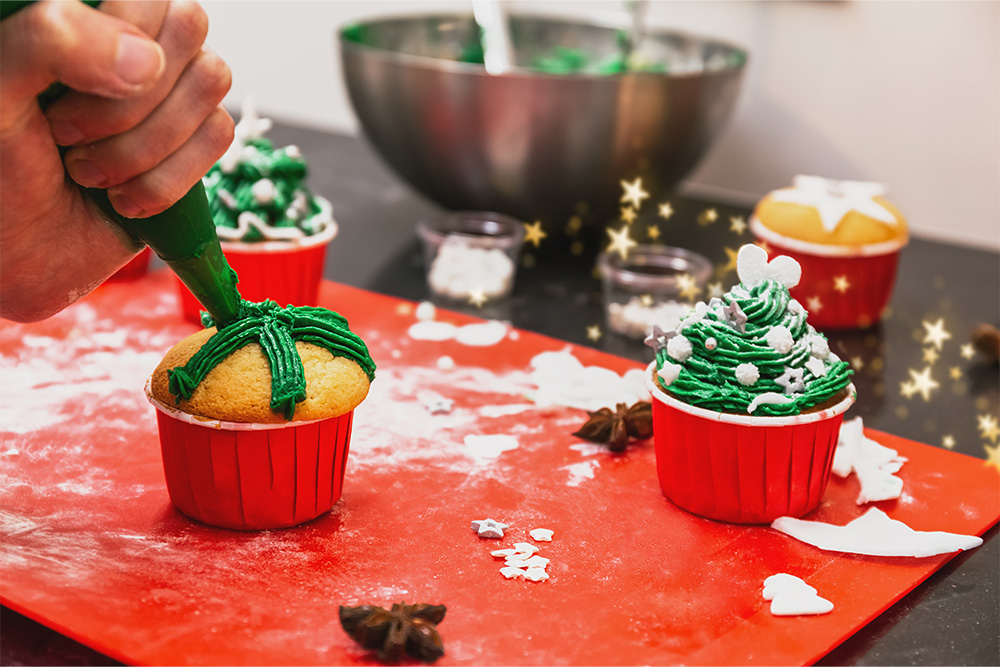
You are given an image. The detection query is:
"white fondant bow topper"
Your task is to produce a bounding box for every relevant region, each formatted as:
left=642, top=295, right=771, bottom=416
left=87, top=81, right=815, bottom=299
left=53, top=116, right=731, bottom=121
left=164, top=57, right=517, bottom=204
left=737, top=244, right=802, bottom=289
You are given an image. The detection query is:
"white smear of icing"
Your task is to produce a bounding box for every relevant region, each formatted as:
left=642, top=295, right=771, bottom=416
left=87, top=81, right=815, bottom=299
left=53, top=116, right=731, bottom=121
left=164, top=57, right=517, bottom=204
left=415, top=300, right=437, bottom=321
left=530, top=528, right=554, bottom=542
left=771, top=508, right=983, bottom=557
left=763, top=573, right=833, bottom=616
left=463, top=434, right=519, bottom=459
left=831, top=418, right=907, bottom=504
left=747, top=392, right=793, bottom=414
left=527, top=348, right=647, bottom=411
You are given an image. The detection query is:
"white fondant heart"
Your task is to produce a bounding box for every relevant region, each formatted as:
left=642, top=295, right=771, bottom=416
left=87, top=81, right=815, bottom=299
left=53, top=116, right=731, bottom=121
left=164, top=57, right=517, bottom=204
left=737, top=244, right=802, bottom=289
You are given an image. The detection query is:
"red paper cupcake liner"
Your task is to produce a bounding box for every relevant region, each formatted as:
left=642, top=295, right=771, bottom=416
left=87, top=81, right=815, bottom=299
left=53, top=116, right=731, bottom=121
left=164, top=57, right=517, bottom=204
left=147, top=382, right=353, bottom=530
left=750, top=217, right=906, bottom=330
left=177, top=225, right=336, bottom=324
left=105, top=248, right=152, bottom=283
left=646, top=365, right=856, bottom=524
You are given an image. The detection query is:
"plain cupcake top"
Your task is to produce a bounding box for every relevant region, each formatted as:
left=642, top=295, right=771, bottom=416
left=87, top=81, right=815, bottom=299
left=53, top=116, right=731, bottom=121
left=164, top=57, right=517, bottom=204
left=752, top=175, right=908, bottom=246
left=648, top=244, right=852, bottom=416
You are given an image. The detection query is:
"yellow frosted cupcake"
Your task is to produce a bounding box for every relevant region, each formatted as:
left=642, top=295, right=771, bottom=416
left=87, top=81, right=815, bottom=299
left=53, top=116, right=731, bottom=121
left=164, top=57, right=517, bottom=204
left=750, top=175, right=908, bottom=329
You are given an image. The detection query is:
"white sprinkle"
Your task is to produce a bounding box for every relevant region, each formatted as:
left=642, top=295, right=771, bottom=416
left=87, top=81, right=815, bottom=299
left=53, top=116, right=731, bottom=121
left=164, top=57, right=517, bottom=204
left=251, top=178, right=276, bottom=205
left=656, top=363, right=682, bottom=387
left=809, top=334, right=831, bottom=360
left=805, top=357, right=827, bottom=378
left=747, top=392, right=794, bottom=414
left=524, top=567, right=549, bottom=582
left=407, top=320, right=457, bottom=341
left=666, top=335, right=693, bottom=363
left=491, top=549, right=517, bottom=558
left=471, top=518, right=509, bottom=539
left=284, top=144, right=302, bottom=159
left=500, top=567, right=526, bottom=579
left=436, top=356, right=456, bottom=371
left=529, top=528, right=554, bottom=542
left=512, top=542, right=539, bottom=555
left=788, top=299, right=804, bottom=315
left=705, top=337, right=717, bottom=351
left=735, top=362, right=760, bottom=386
left=455, top=321, right=508, bottom=347
left=765, top=326, right=794, bottom=354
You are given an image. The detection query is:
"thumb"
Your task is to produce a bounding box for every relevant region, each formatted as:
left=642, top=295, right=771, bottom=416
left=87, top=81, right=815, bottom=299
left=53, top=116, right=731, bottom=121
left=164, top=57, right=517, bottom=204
left=0, top=0, right=165, bottom=102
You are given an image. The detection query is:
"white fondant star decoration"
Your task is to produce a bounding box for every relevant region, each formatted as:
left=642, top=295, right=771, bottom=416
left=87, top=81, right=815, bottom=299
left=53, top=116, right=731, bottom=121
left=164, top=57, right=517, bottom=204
left=424, top=398, right=454, bottom=415
left=471, top=518, right=509, bottom=539
left=770, top=175, right=897, bottom=232
left=762, top=574, right=833, bottom=617
left=776, top=366, right=806, bottom=394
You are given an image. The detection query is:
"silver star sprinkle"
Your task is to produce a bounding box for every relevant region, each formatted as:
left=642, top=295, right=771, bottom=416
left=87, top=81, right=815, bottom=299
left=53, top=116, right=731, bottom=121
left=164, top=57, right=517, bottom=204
left=775, top=366, right=806, bottom=394
left=644, top=324, right=677, bottom=353
left=723, top=300, right=748, bottom=334
left=471, top=518, right=509, bottom=539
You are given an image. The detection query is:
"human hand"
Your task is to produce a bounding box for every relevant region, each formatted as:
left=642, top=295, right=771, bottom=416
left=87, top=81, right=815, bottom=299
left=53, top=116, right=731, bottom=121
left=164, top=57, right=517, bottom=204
left=0, top=0, right=234, bottom=322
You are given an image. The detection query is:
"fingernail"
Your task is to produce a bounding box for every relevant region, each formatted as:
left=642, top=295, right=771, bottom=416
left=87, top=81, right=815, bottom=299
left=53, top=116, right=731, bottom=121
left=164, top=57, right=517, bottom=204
left=49, top=119, right=85, bottom=146
left=111, top=193, right=143, bottom=218
left=67, top=159, right=107, bottom=187
left=115, top=33, right=163, bottom=85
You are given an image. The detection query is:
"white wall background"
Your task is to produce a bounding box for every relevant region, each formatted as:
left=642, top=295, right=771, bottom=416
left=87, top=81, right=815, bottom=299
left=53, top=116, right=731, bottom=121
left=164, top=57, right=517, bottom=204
left=203, top=0, right=1000, bottom=250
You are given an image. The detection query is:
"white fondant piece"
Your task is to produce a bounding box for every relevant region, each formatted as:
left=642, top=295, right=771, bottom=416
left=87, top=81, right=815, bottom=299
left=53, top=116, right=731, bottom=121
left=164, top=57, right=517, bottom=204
left=500, top=567, right=526, bottom=579
left=491, top=549, right=517, bottom=558
left=407, top=321, right=458, bottom=341
left=831, top=418, right=907, bottom=504
left=436, top=356, right=456, bottom=371
left=524, top=567, right=550, bottom=582
left=455, top=321, right=508, bottom=347
left=766, top=326, right=794, bottom=354
left=771, top=508, right=983, bottom=558
left=736, top=244, right=803, bottom=289
left=513, top=542, right=539, bottom=554
left=805, top=357, right=827, bottom=378
left=530, top=528, right=554, bottom=542
left=657, top=363, right=682, bottom=387
left=771, top=175, right=896, bottom=233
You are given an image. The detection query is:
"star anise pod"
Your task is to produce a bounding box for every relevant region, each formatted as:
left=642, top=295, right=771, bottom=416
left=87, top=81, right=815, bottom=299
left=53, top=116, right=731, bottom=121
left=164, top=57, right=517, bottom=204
left=340, top=602, right=446, bottom=662
left=572, top=401, right=653, bottom=452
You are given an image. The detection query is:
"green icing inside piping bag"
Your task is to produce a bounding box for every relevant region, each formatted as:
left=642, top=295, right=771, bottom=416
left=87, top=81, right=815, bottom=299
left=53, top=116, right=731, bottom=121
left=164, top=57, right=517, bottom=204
left=168, top=300, right=376, bottom=420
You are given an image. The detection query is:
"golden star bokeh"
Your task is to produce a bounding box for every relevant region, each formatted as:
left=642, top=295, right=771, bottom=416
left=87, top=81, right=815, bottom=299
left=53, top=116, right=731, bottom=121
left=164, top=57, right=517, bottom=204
left=468, top=289, right=487, bottom=308
left=902, top=366, right=939, bottom=401
left=706, top=282, right=725, bottom=299
left=942, top=435, right=956, bottom=449
left=677, top=273, right=702, bottom=301
left=729, top=216, right=747, bottom=235
left=523, top=220, right=547, bottom=248
left=922, top=318, right=952, bottom=350
left=960, top=343, right=976, bottom=360
left=833, top=275, right=851, bottom=293
left=586, top=325, right=602, bottom=341
left=807, top=296, right=824, bottom=313
left=977, top=414, right=1000, bottom=443
left=923, top=347, right=940, bottom=365
left=606, top=225, right=637, bottom=260
left=657, top=202, right=674, bottom=220
left=647, top=225, right=661, bottom=241
left=698, top=208, right=719, bottom=226
left=984, top=443, right=1000, bottom=474
left=715, top=246, right=739, bottom=278
left=620, top=178, right=650, bottom=209
left=620, top=206, right=638, bottom=224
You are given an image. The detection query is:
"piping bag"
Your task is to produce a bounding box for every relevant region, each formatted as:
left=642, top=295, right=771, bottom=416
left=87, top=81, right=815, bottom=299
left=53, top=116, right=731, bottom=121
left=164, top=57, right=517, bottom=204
left=2, top=0, right=244, bottom=326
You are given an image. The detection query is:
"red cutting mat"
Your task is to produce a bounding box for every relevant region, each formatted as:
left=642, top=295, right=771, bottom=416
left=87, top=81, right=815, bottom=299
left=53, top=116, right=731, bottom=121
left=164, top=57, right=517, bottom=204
left=1, top=271, right=997, bottom=666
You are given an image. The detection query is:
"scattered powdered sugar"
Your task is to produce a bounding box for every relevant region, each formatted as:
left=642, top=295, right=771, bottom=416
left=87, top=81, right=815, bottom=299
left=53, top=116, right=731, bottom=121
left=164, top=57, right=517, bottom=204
left=526, top=348, right=647, bottom=411
left=562, top=460, right=599, bottom=487
left=464, top=434, right=520, bottom=459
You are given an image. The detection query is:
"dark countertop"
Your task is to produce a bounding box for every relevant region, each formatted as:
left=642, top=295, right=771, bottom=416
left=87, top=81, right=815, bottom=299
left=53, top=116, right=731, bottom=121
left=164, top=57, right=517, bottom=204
left=3, top=124, right=998, bottom=666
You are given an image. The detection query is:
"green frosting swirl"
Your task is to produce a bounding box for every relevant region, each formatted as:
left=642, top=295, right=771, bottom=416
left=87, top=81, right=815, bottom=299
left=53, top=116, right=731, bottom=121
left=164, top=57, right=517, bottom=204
left=168, top=300, right=375, bottom=420
left=652, top=280, right=852, bottom=416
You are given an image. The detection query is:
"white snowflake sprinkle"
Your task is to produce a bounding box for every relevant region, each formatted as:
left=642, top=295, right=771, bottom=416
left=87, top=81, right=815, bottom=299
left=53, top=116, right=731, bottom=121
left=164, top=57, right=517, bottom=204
left=735, top=363, right=760, bottom=386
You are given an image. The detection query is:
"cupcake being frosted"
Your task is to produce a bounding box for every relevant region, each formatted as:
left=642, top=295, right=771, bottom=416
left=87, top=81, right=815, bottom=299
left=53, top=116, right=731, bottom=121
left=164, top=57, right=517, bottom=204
left=649, top=244, right=853, bottom=416
left=645, top=244, right=856, bottom=524
left=148, top=298, right=375, bottom=530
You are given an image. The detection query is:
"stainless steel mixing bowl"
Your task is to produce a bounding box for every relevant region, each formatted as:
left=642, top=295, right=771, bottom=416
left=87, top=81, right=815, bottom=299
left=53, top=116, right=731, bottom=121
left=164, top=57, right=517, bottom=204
left=339, top=13, right=747, bottom=227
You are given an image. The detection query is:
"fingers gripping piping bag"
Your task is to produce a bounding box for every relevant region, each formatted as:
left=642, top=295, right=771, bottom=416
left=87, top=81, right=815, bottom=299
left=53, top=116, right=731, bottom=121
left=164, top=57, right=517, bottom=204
left=2, top=0, right=242, bottom=326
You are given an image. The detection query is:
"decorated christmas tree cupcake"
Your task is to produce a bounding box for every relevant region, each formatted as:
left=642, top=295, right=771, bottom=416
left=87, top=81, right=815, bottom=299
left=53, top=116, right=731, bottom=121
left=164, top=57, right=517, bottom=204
left=749, top=175, right=908, bottom=329
left=176, top=95, right=338, bottom=323
left=645, top=244, right=855, bottom=523
left=147, top=299, right=375, bottom=530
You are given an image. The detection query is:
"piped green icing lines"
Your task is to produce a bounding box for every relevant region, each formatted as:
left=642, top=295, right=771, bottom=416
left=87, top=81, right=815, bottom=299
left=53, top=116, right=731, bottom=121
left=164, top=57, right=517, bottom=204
left=648, top=244, right=852, bottom=416
left=168, top=300, right=375, bottom=420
